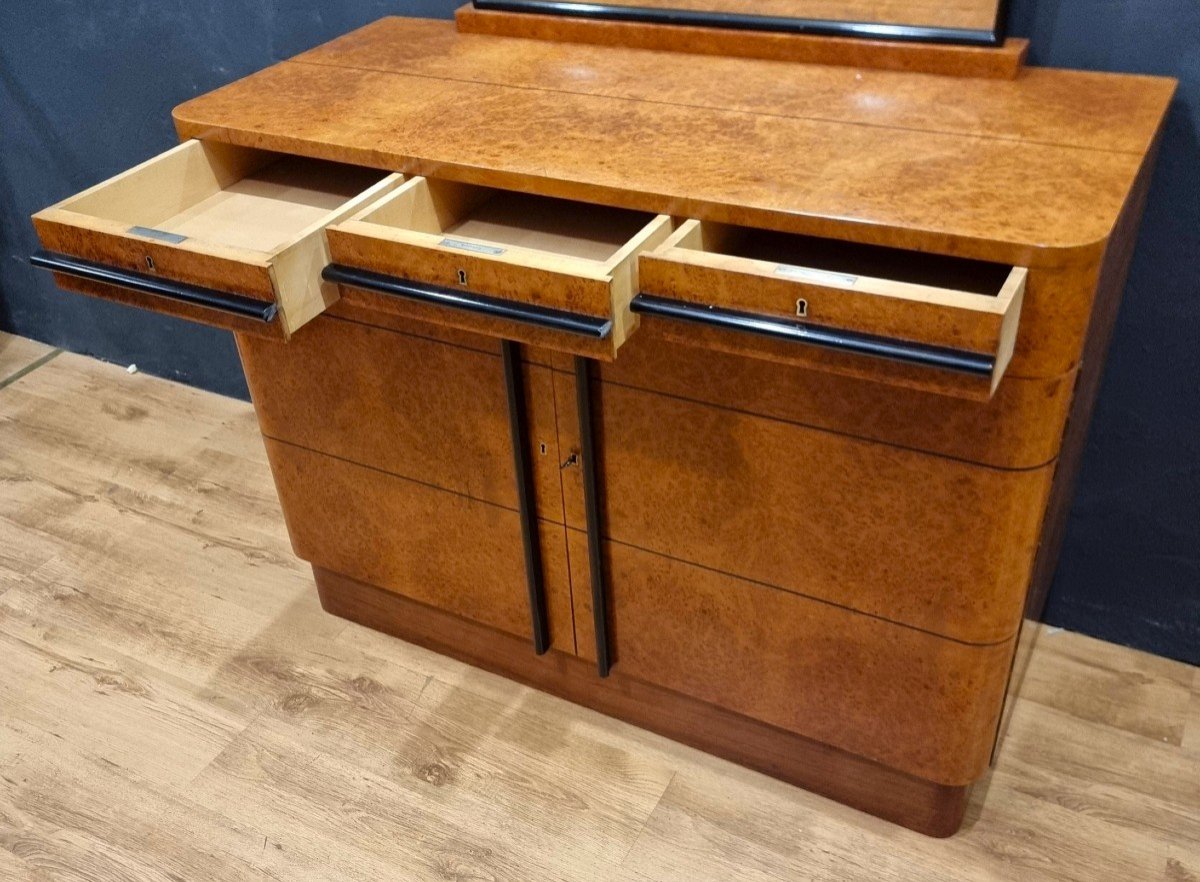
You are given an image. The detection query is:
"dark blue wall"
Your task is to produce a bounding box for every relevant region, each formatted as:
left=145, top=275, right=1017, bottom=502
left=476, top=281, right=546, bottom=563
left=1008, top=0, right=1200, bottom=664
left=0, top=0, right=459, bottom=398
left=2, top=2, right=1196, bottom=662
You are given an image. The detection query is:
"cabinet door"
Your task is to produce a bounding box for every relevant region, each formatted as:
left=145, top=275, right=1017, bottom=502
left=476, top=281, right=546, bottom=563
left=554, top=357, right=1038, bottom=783
left=240, top=315, right=575, bottom=652
left=567, top=532, right=1012, bottom=786
left=555, top=369, right=1051, bottom=645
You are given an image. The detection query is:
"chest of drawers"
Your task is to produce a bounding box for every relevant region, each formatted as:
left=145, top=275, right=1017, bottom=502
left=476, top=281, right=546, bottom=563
left=31, top=16, right=1174, bottom=835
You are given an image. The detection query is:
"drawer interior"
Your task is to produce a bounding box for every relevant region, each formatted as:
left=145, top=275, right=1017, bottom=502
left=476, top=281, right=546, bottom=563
left=33, top=140, right=402, bottom=337
left=353, top=177, right=659, bottom=265
left=59, top=145, right=386, bottom=257
left=326, top=176, right=673, bottom=358
left=638, top=219, right=1027, bottom=398
left=671, top=220, right=1016, bottom=299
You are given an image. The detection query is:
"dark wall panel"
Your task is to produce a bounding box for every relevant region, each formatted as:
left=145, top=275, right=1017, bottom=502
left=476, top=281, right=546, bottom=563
left=1, top=1, right=1196, bottom=661
left=0, top=1, right=460, bottom=398
left=1008, top=0, right=1200, bottom=664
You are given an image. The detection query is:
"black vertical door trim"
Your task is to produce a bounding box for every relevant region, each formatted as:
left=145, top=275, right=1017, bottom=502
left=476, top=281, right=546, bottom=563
left=501, top=340, right=550, bottom=655
left=575, top=356, right=612, bottom=677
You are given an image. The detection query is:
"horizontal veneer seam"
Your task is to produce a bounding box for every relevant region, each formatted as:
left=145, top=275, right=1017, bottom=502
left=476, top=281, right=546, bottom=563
left=560, top=367, right=1063, bottom=472
left=262, top=434, right=568, bottom=526
left=287, top=57, right=1148, bottom=158
left=564, top=525, right=1020, bottom=648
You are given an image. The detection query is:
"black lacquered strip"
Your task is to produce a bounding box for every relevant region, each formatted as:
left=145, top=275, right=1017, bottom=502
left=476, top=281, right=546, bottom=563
left=574, top=357, right=612, bottom=677
left=30, top=250, right=278, bottom=323
left=502, top=340, right=551, bottom=655
left=322, top=265, right=613, bottom=338
left=991, top=0, right=1012, bottom=42
left=630, top=293, right=994, bottom=377
left=471, top=0, right=1000, bottom=46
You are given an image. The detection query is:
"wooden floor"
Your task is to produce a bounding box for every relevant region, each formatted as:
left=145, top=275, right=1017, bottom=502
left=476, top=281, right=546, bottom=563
left=0, top=330, right=1196, bottom=881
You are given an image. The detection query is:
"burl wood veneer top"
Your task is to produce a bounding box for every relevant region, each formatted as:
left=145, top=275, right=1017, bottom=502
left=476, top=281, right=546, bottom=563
left=172, top=17, right=1175, bottom=267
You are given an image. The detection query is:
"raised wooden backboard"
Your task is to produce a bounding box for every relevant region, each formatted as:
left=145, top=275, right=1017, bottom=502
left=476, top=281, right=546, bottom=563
left=471, top=0, right=1011, bottom=46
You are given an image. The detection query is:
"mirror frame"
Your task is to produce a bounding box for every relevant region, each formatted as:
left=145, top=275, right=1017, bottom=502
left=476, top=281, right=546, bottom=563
left=471, top=0, right=1011, bottom=46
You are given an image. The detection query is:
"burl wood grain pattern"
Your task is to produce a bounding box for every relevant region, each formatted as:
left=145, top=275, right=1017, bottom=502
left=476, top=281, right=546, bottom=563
left=314, top=567, right=974, bottom=835
left=244, top=318, right=512, bottom=509
left=455, top=6, right=1027, bottom=78
left=602, top=331, right=1074, bottom=469
left=554, top=369, right=1053, bottom=643
left=563, top=532, right=1014, bottom=785
left=633, top=312, right=1008, bottom=398
left=326, top=221, right=617, bottom=319
left=172, top=19, right=1175, bottom=269
left=238, top=316, right=570, bottom=525
left=34, top=214, right=277, bottom=302
left=264, top=437, right=577, bottom=652
left=296, top=20, right=1137, bottom=149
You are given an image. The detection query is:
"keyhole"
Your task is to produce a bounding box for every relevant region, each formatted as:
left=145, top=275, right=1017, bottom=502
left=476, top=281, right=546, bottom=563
left=457, top=269, right=468, bottom=286
left=539, top=443, right=547, bottom=455
left=145, top=256, right=156, bottom=272
left=795, top=298, right=808, bottom=318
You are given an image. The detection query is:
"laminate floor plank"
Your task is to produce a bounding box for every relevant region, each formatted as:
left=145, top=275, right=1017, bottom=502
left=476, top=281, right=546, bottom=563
left=0, top=721, right=308, bottom=882
left=0, top=331, right=55, bottom=386
left=0, top=335, right=1196, bottom=880
left=1016, top=627, right=1195, bottom=746
left=190, top=721, right=658, bottom=882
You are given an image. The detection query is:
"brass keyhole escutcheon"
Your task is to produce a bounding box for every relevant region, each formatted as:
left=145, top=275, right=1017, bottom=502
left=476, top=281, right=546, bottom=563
left=796, top=298, right=808, bottom=318
left=145, top=256, right=156, bottom=272
left=457, top=268, right=468, bottom=286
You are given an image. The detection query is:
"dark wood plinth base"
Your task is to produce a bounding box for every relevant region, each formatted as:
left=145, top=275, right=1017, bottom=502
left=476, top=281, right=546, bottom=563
left=314, top=566, right=971, bottom=836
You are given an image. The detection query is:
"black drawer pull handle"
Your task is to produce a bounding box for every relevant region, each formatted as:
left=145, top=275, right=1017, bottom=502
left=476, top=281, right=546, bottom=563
left=322, top=264, right=613, bottom=339
left=30, top=250, right=278, bottom=323
left=631, top=293, right=994, bottom=376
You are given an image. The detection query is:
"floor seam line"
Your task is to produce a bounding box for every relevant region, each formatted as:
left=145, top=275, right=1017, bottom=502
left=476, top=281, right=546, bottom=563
left=620, top=770, right=677, bottom=868
left=0, top=348, right=63, bottom=391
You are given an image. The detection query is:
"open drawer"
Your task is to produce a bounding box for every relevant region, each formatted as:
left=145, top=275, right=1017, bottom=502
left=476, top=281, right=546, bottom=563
left=323, top=176, right=673, bottom=359
left=31, top=140, right=402, bottom=338
left=636, top=220, right=1027, bottom=398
